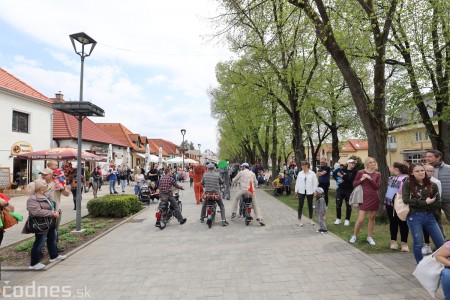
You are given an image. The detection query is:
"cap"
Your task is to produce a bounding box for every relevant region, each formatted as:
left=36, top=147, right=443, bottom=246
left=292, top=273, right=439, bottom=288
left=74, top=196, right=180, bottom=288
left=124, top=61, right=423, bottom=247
left=207, top=163, right=215, bottom=169
left=39, top=168, right=53, bottom=175
left=315, top=187, right=324, bottom=194
left=347, top=159, right=356, bottom=163
left=241, top=163, right=249, bottom=167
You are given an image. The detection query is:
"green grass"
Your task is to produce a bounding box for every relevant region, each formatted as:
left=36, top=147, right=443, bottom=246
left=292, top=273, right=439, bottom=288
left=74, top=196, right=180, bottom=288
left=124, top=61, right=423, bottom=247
left=263, top=186, right=430, bottom=254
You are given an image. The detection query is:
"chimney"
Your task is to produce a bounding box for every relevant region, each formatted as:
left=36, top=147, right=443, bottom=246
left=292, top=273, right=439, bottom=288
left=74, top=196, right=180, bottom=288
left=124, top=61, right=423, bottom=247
left=54, top=91, right=64, bottom=102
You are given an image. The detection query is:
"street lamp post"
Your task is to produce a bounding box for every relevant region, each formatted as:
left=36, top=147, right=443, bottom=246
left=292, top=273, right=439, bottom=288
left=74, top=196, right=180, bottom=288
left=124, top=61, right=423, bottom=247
left=198, top=143, right=201, bottom=164
left=180, top=129, right=186, bottom=171
left=69, top=32, right=96, bottom=232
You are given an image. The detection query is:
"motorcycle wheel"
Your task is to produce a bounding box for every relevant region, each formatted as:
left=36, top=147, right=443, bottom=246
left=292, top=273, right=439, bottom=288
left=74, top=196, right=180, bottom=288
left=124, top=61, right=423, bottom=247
left=207, top=219, right=212, bottom=228
left=159, top=222, right=166, bottom=230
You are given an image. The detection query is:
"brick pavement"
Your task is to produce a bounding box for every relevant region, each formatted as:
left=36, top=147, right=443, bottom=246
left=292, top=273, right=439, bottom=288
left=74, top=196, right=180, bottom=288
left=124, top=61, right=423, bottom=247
left=1, top=181, right=441, bottom=299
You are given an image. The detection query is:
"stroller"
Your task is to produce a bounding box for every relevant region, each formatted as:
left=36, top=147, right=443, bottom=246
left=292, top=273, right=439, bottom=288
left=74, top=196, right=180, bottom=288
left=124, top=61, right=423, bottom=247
left=138, top=180, right=151, bottom=204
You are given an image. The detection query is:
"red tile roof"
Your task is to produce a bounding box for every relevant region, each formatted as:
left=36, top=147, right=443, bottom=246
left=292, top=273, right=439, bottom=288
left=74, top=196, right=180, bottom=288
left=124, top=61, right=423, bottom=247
left=53, top=111, right=127, bottom=146
left=96, top=123, right=146, bottom=152
left=149, top=138, right=180, bottom=156
left=0, top=68, right=53, bottom=103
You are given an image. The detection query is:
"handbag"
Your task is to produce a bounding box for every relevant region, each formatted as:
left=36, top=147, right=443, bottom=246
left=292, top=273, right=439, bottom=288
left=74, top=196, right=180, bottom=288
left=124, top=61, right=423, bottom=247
left=26, top=216, right=54, bottom=233
left=412, top=249, right=444, bottom=298
left=0, top=207, right=18, bottom=230
left=394, top=193, right=409, bottom=221
left=349, top=185, right=363, bottom=208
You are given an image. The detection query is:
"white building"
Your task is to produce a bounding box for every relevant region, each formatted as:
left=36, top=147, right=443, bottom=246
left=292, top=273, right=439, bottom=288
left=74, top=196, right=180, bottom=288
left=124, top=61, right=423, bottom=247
left=0, top=68, right=54, bottom=187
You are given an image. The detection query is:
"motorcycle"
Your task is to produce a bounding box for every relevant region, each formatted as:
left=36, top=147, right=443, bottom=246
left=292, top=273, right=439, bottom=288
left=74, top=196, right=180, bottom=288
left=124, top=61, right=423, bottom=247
left=204, top=193, right=220, bottom=228
left=155, top=192, right=182, bottom=230
left=239, top=191, right=253, bottom=226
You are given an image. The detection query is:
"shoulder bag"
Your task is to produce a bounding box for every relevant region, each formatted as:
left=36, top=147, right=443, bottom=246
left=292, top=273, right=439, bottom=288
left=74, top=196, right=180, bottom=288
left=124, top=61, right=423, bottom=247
left=26, top=197, right=55, bottom=234
left=394, top=193, right=409, bottom=221
left=412, top=248, right=444, bottom=298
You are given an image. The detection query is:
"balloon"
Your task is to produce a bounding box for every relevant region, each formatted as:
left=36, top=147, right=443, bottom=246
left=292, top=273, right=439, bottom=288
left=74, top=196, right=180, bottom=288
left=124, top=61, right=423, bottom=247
left=218, top=160, right=229, bottom=169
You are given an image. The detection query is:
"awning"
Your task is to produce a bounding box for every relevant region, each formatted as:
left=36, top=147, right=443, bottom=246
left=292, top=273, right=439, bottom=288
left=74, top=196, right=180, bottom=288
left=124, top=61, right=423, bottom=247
left=400, top=150, right=426, bottom=154
left=134, top=153, right=146, bottom=158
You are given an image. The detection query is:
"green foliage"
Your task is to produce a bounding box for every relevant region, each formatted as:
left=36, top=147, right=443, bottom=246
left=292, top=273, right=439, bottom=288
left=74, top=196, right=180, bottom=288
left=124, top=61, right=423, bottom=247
left=81, top=227, right=96, bottom=236
left=94, top=223, right=107, bottom=228
left=58, top=227, right=70, bottom=235
left=59, top=233, right=80, bottom=243
left=14, top=239, right=34, bottom=253
left=87, top=194, right=143, bottom=218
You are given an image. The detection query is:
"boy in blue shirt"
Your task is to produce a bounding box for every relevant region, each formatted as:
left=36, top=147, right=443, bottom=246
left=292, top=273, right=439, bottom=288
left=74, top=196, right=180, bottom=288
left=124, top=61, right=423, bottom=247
left=284, top=173, right=292, bottom=196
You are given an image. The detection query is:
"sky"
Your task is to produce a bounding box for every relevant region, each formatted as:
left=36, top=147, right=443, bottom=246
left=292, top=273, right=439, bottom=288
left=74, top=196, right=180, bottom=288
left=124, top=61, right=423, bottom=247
left=0, top=0, right=232, bottom=154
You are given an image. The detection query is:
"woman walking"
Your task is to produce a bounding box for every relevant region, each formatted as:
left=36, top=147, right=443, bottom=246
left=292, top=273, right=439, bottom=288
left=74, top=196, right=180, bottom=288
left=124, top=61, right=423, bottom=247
left=403, top=163, right=444, bottom=263
left=349, top=157, right=381, bottom=245
left=384, top=162, right=409, bottom=251
left=294, top=161, right=318, bottom=227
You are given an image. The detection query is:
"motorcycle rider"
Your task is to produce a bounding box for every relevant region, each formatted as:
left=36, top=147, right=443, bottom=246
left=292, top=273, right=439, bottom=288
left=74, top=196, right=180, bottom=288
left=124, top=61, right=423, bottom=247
left=230, top=163, right=265, bottom=226
left=200, top=163, right=229, bottom=226
left=155, top=168, right=186, bottom=227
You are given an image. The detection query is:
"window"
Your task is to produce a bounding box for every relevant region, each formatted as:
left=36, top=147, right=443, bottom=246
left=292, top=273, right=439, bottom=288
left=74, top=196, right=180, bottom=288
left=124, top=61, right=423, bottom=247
left=408, top=154, right=422, bottom=163
left=12, top=111, right=29, bottom=133
left=424, top=131, right=430, bottom=141
left=415, top=131, right=422, bottom=142
left=388, top=136, right=396, bottom=143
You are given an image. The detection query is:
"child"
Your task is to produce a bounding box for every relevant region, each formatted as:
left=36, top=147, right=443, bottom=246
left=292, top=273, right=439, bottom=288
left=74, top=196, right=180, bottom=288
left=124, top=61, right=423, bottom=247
left=332, top=164, right=345, bottom=188
left=315, top=187, right=328, bottom=233
left=284, top=173, right=292, bottom=195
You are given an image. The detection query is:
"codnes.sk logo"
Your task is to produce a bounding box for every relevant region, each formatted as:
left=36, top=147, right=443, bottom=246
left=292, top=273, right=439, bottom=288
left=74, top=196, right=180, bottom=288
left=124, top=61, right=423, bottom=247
left=0, top=281, right=91, bottom=298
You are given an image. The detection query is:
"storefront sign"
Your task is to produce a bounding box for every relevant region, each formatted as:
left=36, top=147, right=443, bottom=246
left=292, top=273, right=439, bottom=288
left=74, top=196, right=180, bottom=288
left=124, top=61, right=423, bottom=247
left=11, top=141, right=33, bottom=155
left=90, top=144, right=108, bottom=154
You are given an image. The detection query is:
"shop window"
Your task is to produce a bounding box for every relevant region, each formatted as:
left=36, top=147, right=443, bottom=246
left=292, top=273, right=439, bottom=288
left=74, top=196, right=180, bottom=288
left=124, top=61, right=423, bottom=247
left=12, top=110, right=29, bottom=133
left=408, top=154, right=422, bottom=163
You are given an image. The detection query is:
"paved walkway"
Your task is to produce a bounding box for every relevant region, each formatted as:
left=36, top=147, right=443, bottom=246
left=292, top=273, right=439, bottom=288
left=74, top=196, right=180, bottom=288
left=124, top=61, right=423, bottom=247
left=1, top=182, right=442, bottom=299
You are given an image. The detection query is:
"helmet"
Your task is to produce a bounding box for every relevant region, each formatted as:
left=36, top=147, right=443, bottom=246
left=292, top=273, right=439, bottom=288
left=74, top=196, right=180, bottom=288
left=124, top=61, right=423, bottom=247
left=207, top=163, right=215, bottom=169
left=241, top=163, right=249, bottom=167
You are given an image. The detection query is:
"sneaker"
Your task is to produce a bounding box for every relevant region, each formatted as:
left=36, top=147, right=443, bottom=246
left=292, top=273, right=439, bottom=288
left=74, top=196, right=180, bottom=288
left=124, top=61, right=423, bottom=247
left=155, top=221, right=161, bottom=228
left=49, top=255, right=66, bottom=262
left=200, top=218, right=204, bottom=223
left=298, top=220, right=304, bottom=227
left=334, top=219, right=341, bottom=225
left=231, top=213, right=236, bottom=219
left=180, top=218, right=187, bottom=225
left=29, top=263, right=46, bottom=270
left=222, top=220, right=229, bottom=226
left=257, top=218, right=265, bottom=226
left=422, top=244, right=432, bottom=255
left=390, top=240, right=398, bottom=250
left=401, top=242, right=410, bottom=252
left=316, top=229, right=322, bottom=233
left=344, top=220, right=350, bottom=226
left=349, top=235, right=357, bottom=244
left=310, top=220, right=315, bottom=225
left=367, top=237, right=376, bottom=246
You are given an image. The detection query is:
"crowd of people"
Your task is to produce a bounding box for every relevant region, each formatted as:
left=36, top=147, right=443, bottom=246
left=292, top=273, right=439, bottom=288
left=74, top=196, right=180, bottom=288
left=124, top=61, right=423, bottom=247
left=1, top=150, right=450, bottom=298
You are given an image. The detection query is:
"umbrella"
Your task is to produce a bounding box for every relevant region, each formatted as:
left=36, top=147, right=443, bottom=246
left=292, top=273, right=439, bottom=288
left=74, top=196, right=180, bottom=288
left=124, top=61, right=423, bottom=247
left=184, top=158, right=199, bottom=164
left=126, top=147, right=132, bottom=168
left=17, top=147, right=106, bottom=162
left=218, top=160, right=229, bottom=169
left=107, top=144, right=113, bottom=165
left=166, top=156, right=183, bottom=164
left=158, top=147, right=163, bottom=169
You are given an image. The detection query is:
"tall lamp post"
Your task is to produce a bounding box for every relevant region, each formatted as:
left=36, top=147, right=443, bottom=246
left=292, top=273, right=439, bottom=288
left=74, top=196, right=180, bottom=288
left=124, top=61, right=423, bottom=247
left=54, top=32, right=104, bottom=232
left=198, top=143, right=201, bottom=164
left=181, top=129, right=186, bottom=170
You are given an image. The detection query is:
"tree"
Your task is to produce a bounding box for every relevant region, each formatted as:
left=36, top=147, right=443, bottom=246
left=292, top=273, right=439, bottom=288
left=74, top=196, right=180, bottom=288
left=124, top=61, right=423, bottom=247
left=288, top=0, right=400, bottom=209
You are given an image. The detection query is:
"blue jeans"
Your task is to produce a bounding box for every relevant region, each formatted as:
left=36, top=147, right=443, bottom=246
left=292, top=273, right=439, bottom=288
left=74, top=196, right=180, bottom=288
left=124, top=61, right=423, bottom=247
left=441, top=268, right=450, bottom=300
left=30, top=228, right=58, bottom=266
left=120, top=179, right=126, bottom=192
left=407, top=211, right=444, bottom=263
left=134, top=185, right=139, bottom=195
left=109, top=180, right=117, bottom=193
